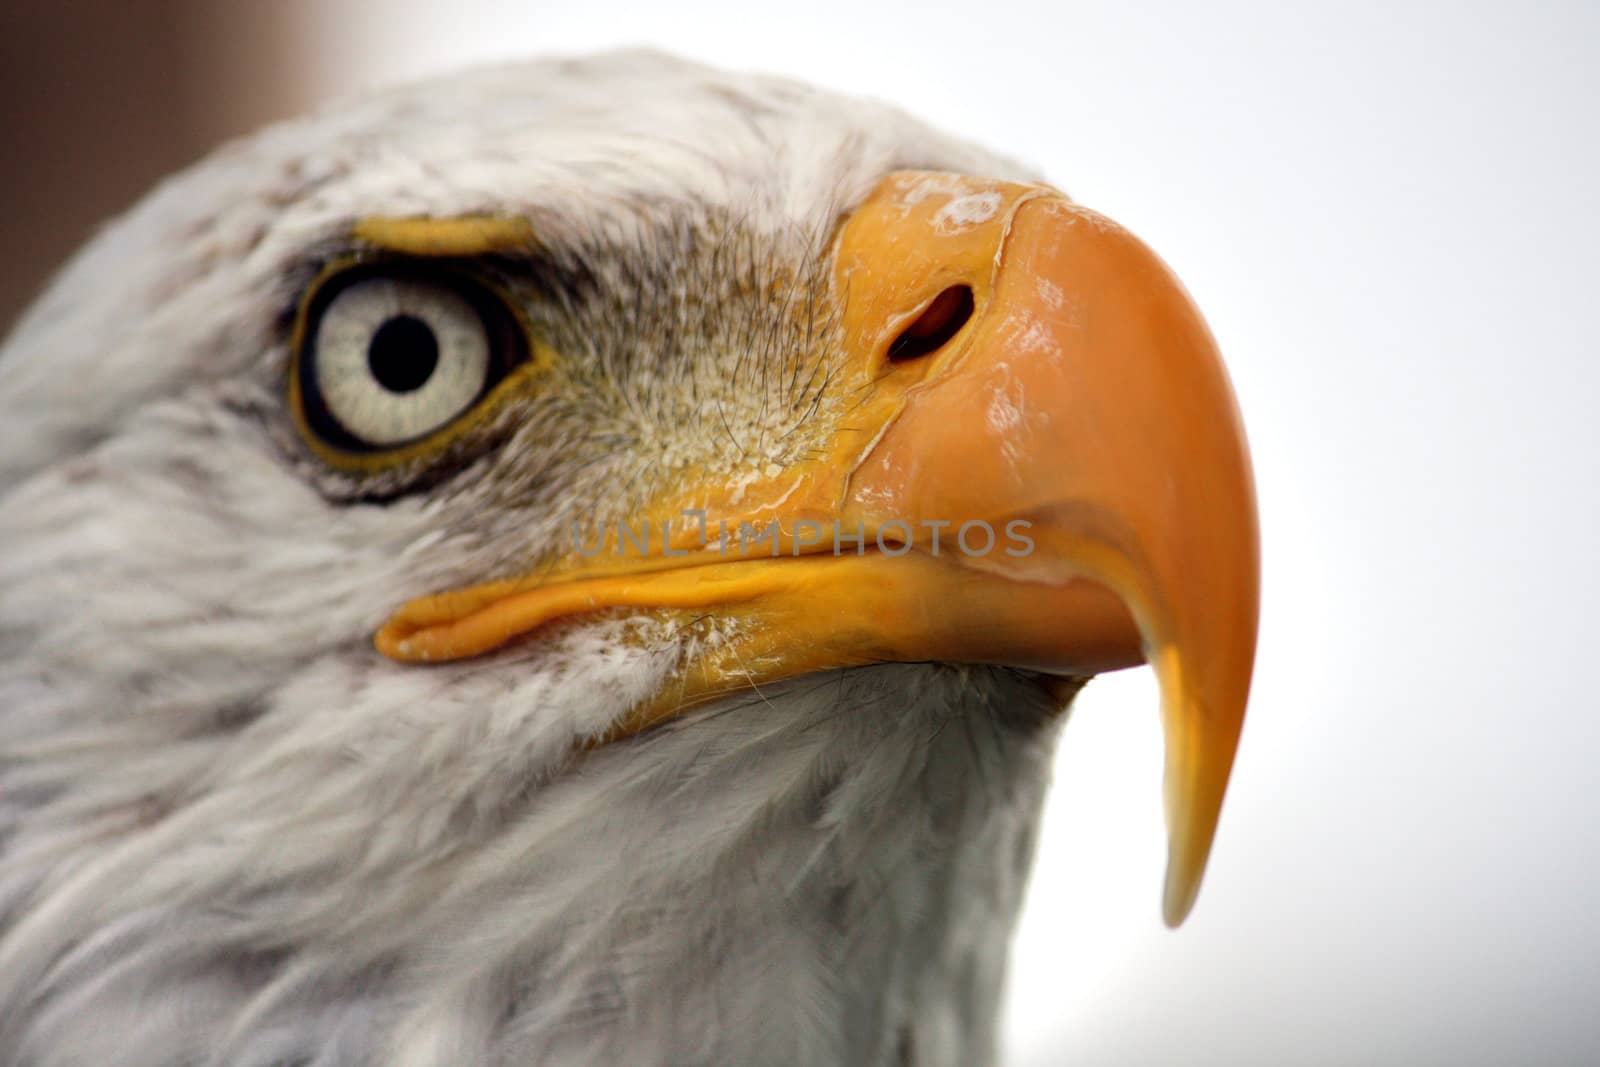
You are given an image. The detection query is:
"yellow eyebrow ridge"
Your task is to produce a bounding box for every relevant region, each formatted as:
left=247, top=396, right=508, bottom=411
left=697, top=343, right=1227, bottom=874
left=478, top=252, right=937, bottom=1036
left=352, top=216, right=536, bottom=256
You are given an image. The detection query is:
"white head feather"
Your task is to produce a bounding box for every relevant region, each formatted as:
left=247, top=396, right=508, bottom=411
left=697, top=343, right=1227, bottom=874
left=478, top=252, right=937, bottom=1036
left=0, top=52, right=1066, bottom=1066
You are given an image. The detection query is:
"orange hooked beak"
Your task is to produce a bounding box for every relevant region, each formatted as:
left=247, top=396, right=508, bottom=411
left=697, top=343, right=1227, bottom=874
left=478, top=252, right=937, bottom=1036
left=375, top=172, right=1260, bottom=926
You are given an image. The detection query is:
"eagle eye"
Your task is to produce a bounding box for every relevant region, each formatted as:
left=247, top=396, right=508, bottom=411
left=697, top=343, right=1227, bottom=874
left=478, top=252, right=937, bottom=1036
left=292, top=265, right=526, bottom=461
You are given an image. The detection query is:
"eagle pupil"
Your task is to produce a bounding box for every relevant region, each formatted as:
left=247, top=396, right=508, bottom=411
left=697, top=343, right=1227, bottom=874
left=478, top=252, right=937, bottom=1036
left=367, top=315, right=439, bottom=394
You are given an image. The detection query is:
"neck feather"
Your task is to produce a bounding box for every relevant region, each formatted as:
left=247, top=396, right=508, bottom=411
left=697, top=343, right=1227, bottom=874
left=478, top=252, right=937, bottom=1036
left=0, top=639, right=1063, bottom=1067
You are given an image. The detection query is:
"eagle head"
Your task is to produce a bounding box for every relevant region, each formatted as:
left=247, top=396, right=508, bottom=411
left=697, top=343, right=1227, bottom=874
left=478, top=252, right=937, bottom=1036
left=0, top=52, right=1257, bottom=1065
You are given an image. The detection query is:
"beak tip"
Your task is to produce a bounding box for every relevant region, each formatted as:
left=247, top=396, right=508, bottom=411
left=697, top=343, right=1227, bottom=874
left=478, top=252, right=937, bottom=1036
left=1161, top=864, right=1201, bottom=928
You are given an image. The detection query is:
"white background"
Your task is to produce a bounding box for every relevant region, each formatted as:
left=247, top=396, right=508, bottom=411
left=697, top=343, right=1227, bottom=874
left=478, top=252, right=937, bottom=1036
left=289, top=2, right=1599, bottom=1062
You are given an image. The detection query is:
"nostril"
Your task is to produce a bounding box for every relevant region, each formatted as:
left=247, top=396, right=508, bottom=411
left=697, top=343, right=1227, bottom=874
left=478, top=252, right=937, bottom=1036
left=886, top=285, right=974, bottom=362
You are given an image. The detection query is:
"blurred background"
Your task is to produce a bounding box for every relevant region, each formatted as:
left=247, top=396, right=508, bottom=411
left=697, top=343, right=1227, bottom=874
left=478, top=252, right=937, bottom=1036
left=4, top=2, right=1596, bottom=1063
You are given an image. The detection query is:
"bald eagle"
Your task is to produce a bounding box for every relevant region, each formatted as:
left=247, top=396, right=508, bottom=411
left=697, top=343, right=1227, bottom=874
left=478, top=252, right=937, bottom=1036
left=0, top=52, right=1257, bottom=1066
